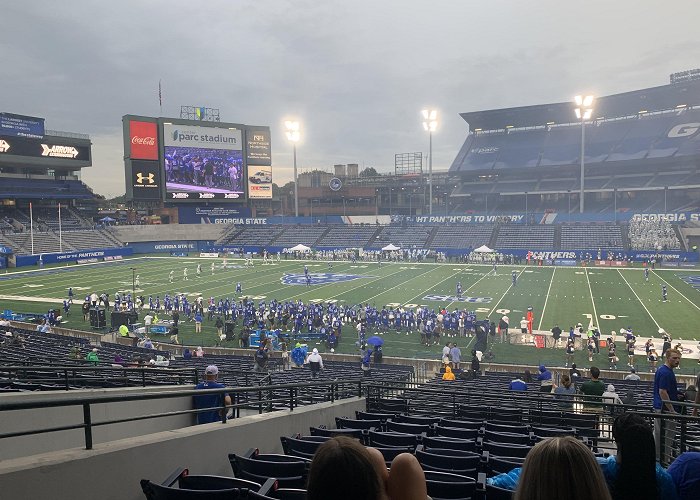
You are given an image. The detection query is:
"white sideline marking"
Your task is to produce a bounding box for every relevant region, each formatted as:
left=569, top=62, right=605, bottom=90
left=0, top=294, right=63, bottom=304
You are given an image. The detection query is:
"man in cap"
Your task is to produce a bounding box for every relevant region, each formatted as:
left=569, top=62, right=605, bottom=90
left=193, top=365, right=231, bottom=425
left=307, top=348, right=324, bottom=378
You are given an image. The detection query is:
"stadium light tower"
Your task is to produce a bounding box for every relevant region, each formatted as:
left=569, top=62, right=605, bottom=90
left=422, top=109, right=438, bottom=215
left=574, top=95, right=594, bottom=213
left=285, top=120, right=301, bottom=217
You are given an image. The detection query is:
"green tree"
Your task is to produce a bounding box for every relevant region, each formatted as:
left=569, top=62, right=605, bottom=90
left=359, top=167, right=378, bottom=177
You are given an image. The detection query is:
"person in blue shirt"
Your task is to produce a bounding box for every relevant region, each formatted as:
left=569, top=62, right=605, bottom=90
left=193, top=365, right=231, bottom=425
left=653, top=347, right=681, bottom=463
left=508, top=374, right=527, bottom=391
left=668, top=452, right=700, bottom=500
left=511, top=270, right=517, bottom=286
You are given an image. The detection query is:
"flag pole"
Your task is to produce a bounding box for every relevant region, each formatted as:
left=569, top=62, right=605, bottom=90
left=29, top=202, right=34, bottom=255
left=159, top=80, right=162, bottom=114
left=58, top=203, right=63, bottom=253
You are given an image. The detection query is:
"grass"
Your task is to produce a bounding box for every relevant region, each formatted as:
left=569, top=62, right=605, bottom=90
left=1, top=256, right=699, bottom=375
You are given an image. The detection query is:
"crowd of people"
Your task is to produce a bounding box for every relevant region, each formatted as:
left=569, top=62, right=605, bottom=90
left=629, top=216, right=680, bottom=251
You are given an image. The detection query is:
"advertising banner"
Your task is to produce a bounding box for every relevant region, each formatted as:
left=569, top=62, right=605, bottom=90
left=163, top=123, right=244, bottom=201
left=247, top=165, right=272, bottom=199
left=177, top=206, right=251, bottom=224
left=246, top=127, right=271, bottom=165
left=0, top=112, right=45, bottom=139
left=0, top=135, right=90, bottom=161
left=14, top=247, right=133, bottom=267
left=130, top=160, right=162, bottom=199
left=128, top=120, right=158, bottom=160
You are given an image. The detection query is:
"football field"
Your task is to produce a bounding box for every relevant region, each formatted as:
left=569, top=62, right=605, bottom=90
left=1, top=256, right=699, bottom=374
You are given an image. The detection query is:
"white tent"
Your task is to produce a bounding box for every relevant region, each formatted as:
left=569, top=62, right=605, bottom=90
left=381, top=243, right=400, bottom=251
left=473, top=245, right=495, bottom=253
left=288, top=244, right=311, bottom=252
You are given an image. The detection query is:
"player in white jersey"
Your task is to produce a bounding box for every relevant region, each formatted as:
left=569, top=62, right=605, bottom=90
left=183, top=268, right=189, bottom=281
left=135, top=275, right=140, bottom=288
left=196, top=264, right=202, bottom=277
left=211, top=262, right=216, bottom=275
left=169, top=270, right=174, bottom=283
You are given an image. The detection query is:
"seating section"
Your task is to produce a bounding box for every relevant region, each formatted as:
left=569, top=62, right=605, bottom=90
left=222, top=226, right=286, bottom=247
left=560, top=223, right=624, bottom=250
left=272, top=226, right=328, bottom=247
left=316, top=225, right=378, bottom=248
left=0, top=179, right=94, bottom=199
left=628, top=217, right=681, bottom=250
left=495, top=225, right=555, bottom=249
left=431, top=225, right=494, bottom=250
left=367, top=226, right=433, bottom=249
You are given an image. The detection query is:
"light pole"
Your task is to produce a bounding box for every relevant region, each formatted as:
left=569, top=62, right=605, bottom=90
left=574, top=95, right=594, bottom=213
left=285, top=120, right=301, bottom=217
left=422, top=109, right=438, bottom=215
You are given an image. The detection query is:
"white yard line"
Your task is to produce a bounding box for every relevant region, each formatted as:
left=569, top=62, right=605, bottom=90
left=487, top=268, right=527, bottom=318
left=584, top=267, right=600, bottom=329
left=537, top=267, right=556, bottom=330
left=617, top=269, right=660, bottom=328
left=652, top=270, right=700, bottom=313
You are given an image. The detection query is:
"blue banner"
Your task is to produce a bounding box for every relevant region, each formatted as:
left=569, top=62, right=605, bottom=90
left=124, top=240, right=215, bottom=254
left=0, top=112, right=45, bottom=139
left=14, top=247, right=133, bottom=267
left=177, top=206, right=251, bottom=224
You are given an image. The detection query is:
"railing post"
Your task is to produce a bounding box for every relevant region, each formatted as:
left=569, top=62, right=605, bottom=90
left=289, top=387, right=295, bottom=412
left=82, top=403, right=93, bottom=450
left=63, top=369, right=69, bottom=391
left=141, top=368, right=146, bottom=387
left=258, top=389, right=263, bottom=414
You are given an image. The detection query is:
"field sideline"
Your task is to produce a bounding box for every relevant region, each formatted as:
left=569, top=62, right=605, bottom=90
left=2, top=256, right=700, bottom=375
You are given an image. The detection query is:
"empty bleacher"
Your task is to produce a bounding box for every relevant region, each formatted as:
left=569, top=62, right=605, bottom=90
left=221, top=226, right=286, bottom=247
left=368, top=226, right=433, bottom=249
left=316, top=225, right=379, bottom=248
left=431, top=225, right=494, bottom=250
left=495, top=225, right=555, bottom=249
left=560, top=223, right=624, bottom=250
left=272, top=226, right=328, bottom=247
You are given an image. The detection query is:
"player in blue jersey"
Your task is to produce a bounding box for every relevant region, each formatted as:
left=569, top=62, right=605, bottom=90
left=662, top=284, right=667, bottom=302
left=512, top=270, right=517, bottom=286
left=236, top=282, right=242, bottom=294
left=306, top=274, right=312, bottom=287
left=304, top=265, right=309, bottom=276
left=456, top=282, right=462, bottom=298
left=644, top=267, right=649, bottom=282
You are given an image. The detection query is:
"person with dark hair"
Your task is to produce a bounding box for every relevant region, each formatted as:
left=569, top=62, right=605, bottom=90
left=598, top=413, right=679, bottom=500
left=470, top=349, right=480, bottom=375
left=569, top=363, right=581, bottom=379
left=580, top=366, right=605, bottom=410
left=653, top=348, right=681, bottom=463
left=306, top=436, right=427, bottom=500
left=536, top=364, right=553, bottom=393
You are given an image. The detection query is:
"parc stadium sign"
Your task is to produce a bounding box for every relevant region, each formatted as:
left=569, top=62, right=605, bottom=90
left=163, top=124, right=242, bottom=150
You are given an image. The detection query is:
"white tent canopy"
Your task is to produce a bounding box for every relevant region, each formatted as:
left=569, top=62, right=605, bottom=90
left=381, top=243, right=400, bottom=251
left=288, top=244, right=311, bottom=252
left=473, top=245, right=495, bottom=253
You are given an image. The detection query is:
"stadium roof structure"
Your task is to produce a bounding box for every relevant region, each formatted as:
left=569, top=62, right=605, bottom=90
left=461, top=80, right=700, bottom=131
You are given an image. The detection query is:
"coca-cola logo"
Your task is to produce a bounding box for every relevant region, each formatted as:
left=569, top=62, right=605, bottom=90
left=131, top=136, right=156, bottom=146
left=128, top=120, right=158, bottom=160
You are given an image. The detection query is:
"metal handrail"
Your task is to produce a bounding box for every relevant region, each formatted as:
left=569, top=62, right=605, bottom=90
left=0, top=378, right=365, bottom=450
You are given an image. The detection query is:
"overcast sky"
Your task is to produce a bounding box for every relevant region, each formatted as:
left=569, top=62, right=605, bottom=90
left=3, top=1, right=700, bottom=197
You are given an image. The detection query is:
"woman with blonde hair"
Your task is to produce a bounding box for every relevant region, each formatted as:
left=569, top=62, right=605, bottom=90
left=515, top=436, right=611, bottom=500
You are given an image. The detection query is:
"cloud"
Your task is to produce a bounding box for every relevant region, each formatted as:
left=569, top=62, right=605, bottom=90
left=3, top=1, right=700, bottom=196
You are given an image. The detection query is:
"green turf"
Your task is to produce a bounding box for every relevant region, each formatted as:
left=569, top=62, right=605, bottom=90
left=1, top=257, right=699, bottom=375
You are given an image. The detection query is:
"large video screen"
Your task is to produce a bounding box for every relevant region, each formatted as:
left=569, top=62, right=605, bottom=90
left=163, top=124, right=244, bottom=201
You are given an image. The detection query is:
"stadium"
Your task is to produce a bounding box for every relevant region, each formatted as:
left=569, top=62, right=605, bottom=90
left=2, top=72, right=700, bottom=498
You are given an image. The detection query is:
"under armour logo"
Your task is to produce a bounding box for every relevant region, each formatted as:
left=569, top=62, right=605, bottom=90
left=136, top=172, right=155, bottom=184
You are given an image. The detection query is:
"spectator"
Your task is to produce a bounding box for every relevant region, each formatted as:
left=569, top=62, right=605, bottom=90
left=442, top=366, right=455, bottom=381
left=86, top=348, right=99, bottom=365
left=625, top=368, right=640, bottom=381
left=168, top=326, right=179, bottom=345
left=441, top=342, right=451, bottom=366
left=602, top=384, right=623, bottom=410
left=254, top=344, right=268, bottom=372
left=489, top=436, right=612, bottom=499
left=195, top=346, right=204, bottom=358
left=307, top=348, right=323, bottom=378
left=569, top=363, right=582, bottom=379
left=113, top=354, right=124, bottom=366
left=598, top=413, right=679, bottom=500
left=69, top=345, right=81, bottom=359
left=306, top=436, right=427, bottom=500
left=508, top=374, right=527, bottom=391
left=523, top=369, right=533, bottom=383
left=668, top=452, right=700, bottom=500
left=470, top=350, right=480, bottom=375
left=653, top=348, right=681, bottom=463
left=373, top=345, right=383, bottom=364
left=143, top=313, right=153, bottom=334
left=449, top=343, right=461, bottom=370
left=194, top=310, right=203, bottom=334
left=621, top=390, right=637, bottom=406
left=361, top=347, right=372, bottom=376
left=580, top=366, right=606, bottom=410
left=553, top=374, right=576, bottom=408
left=182, top=347, right=192, bottom=360
left=537, top=364, right=553, bottom=393
left=193, top=365, right=231, bottom=425
left=215, top=316, right=224, bottom=338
